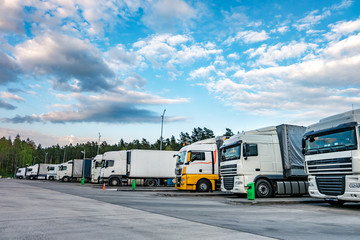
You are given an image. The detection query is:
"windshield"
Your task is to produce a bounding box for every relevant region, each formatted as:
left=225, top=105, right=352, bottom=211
left=221, top=145, right=241, bottom=162
left=305, top=127, right=357, bottom=155
left=176, top=151, right=187, bottom=165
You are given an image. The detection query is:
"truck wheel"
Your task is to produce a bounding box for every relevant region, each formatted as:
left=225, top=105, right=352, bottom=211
left=62, top=176, right=70, bottom=182
left=109, top=178, right=120, bottom=186
left=29, top=176, right=34, bottom=180
left=255, top=179, right=273, bottom=198
left=145, top=179, right=157, bottom=187
left=49, top=176, right=54, bottom=181
left=197, top=179, right=211, bottom=192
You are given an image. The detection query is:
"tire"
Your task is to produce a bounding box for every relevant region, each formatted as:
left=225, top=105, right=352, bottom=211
left=255, top=179, right=273, bottom=198
left=49, top=176, right=54, bottom=181
left=145, top=179, right=157, bottom=187
left=62, top=176, right=70, bottom=182
left=197, top=179, right=211, bottom=192
left=29, top=176, right=34, bottom=180
left=109, top=178, right=120, bottom=186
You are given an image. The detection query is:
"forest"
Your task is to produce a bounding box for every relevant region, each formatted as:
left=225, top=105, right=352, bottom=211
left=0, top=127, right=234, bottom=177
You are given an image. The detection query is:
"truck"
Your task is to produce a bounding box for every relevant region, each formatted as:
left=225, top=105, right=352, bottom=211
left=46, top=164, right=60, bottom=180
left=303, top=109, right=360, bottom=205
left=26, top=164, right=57, bottom=180
left=90, top=154, right=103, bottom=183
left=220, top=124, right=308, bottom=198
left=58, top=159, right=92, bottom=182
left=100, top=149, right=177, bottom=186
left=174, top=137, right=225, bottom=192
left=15, top=168, right=26, bottom=179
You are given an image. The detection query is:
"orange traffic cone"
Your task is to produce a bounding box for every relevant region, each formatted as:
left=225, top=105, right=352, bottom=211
left=102, top=183, right=106, bottom=190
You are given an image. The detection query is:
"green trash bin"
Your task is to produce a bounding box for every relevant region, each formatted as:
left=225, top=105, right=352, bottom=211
left=132, top=179, right=136, bottom=190
left=247, top=182, right=255, bottom=200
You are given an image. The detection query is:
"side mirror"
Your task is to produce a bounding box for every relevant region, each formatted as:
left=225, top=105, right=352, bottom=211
left=243, top=144, right=249, bottom=160
left=301, top=138, right=306, bottom=155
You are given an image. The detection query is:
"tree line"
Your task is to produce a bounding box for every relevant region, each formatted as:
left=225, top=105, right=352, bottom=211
left=0, top=127, right=234, bottom=177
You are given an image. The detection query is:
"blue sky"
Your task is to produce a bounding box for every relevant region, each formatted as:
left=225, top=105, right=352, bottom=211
left=0, top=0, right=360, bottom=147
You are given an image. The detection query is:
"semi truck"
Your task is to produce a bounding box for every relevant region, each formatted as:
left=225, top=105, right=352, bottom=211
left=47, top=164, right=60, bottom=180
left=15, top=168, right=26, bottom=179
left=58, top=159, right=92, bottom=182
left=174, top=137, right=225, bottom=192
left=303, top=109, right=360, bottom=205
left=100, top=149, right=177, bottom=186
left=220, top=124, right=308, bottom=198
left=26, top=164, right=58, bottom=180
left=90, top=154, right=103, bottom=183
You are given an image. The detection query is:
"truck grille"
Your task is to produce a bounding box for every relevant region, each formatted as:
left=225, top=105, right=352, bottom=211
left=316, top=175, right=345, bottom=196
left=307, top=157, right=352, bottom=175
left=223, top=176, right=235, bottom=190
left=220, top=164, right=237, bottom=176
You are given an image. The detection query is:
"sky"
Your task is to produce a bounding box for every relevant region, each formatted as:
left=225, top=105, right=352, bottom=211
left=0, top=0, right=360, bottom=147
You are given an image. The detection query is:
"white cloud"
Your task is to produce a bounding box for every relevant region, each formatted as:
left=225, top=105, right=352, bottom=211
left=141, top=0, right=197, bottom=32
left=14, top=32, right=115, bottom=91
left=189, top=66, right=216, bottom=80
left=204, top=32, right=360, bottom=119
left=245, top=41, right=318, bottom=66
left=0, top=0, right=24, bottom=33
left=325, top=18, right=360, bottom=40
left=293, top=9, right=331, bottom=31
left=225, top=30, right=269, bottom=45
left=1, top=92, right=23, bottom=102
left=227, top=53, right=240, bottom=60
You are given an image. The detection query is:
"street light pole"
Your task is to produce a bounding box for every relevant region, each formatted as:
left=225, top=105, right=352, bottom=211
left=97, top=132, right=101, bottom=155
left=160, top=109, right=166, bottom=151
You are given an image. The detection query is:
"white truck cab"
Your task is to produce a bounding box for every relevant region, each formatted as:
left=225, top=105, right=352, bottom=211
left=303, top=109, right=360, bottom=205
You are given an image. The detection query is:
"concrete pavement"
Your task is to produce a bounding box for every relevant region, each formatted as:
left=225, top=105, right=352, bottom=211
left=0, top=179, right=275, bottom=240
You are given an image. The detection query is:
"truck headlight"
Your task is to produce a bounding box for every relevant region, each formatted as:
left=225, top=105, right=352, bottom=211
left=234, top=180, right=242, bottom=185
left=349, top=183, right=360, bottom=188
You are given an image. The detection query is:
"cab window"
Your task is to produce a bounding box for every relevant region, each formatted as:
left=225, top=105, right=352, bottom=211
left=190, top=152, right=205, bottom=161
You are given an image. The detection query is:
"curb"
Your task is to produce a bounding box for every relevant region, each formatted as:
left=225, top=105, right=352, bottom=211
left=226, top=198, right=325, bottom=205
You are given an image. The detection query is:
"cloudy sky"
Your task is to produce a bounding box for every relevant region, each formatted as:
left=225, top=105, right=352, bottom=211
left=0, top=0, right=359, bottom=147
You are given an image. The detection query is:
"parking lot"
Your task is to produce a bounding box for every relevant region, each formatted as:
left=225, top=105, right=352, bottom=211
left=1, top=179, right=360, bottom=240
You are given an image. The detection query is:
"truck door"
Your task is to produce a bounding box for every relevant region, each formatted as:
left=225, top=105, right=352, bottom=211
left=242, top=143, right=261, bottom=174
left=187, top=151, right=213, bottom=174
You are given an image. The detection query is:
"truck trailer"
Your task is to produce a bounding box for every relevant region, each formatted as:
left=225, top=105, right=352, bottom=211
left=220, top=124, right=308, bottom=198
left=303, top=109, right=360, bottom=205
left=58, top=159, right=92, bottom=182
left=174, top=137, right=226, bottom=192
left=100, top=149, right=177, bottom=186
left=26, top=164, right=57, bottom=180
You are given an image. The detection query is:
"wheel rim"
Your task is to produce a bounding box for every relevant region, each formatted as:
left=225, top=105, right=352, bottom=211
left=258, top=184, right=269, bottom=196
left=199, top=182, right=208, bottom=191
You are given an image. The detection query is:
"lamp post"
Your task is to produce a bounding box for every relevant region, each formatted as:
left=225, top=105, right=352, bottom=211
left=81, top=149, right=85, bottom=185
left=160, top=109, right=166, bottom=150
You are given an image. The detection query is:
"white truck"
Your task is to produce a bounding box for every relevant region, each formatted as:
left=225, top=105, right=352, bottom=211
left=46, top=164, right=60, bottom=180
left=15, top=168, right=26, bottom=179
left=303, top=109, right=360, bottom=205
left=90, top=154, right=103, bottom=183
left=100, top=149, right=177, bottom=186
left=58, top=159, right=92, bottom=182
left=220, top=124, right=308, bottom=198
left=26, top=164, right=55, bottom=180
left=174, top=137, right=225, bottom=192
